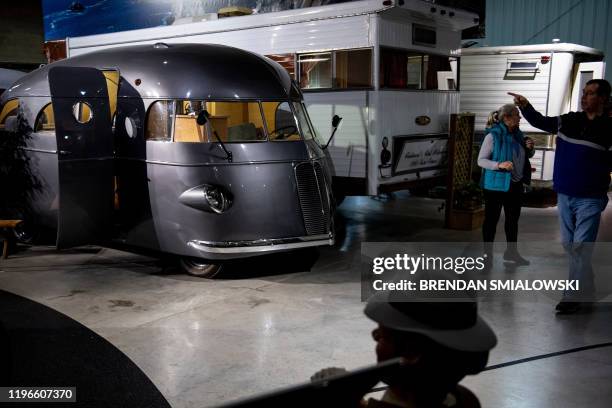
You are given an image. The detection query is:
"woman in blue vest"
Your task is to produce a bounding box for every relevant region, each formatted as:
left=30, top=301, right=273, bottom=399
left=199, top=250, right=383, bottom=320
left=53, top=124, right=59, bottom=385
left=478, top=103, right=535, bottom=267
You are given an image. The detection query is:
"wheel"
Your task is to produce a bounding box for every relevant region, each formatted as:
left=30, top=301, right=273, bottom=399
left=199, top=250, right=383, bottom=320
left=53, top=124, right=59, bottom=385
left=179, top=257, right=223, bottom=278
left=333, top=192, right=346, bottom=207
left=12, top=220, right=38, bottom=245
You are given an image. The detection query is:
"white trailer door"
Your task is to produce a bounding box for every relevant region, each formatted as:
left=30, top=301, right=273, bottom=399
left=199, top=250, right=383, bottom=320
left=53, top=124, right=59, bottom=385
left=570, top=62, right=606, bottom=111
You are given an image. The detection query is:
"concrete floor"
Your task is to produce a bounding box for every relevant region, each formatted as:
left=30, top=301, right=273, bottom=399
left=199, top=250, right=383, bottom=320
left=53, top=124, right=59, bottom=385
left=1, top=193, right=612, bottom=407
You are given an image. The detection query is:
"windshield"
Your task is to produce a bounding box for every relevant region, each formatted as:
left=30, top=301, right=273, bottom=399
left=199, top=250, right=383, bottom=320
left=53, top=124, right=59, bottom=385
left=145, top=99, right=314, bottom=143
left=202, top=101, right=266, bottom=143
left=261, top=101, right=300, bottom=141
left=292, top=101, right=320, bottom=143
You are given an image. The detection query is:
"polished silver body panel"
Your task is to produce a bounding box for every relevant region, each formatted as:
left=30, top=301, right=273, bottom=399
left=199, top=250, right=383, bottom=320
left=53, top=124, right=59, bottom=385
left=2, top=44, right=334, bottom=261
left=5, top=44, right=296, bottom=100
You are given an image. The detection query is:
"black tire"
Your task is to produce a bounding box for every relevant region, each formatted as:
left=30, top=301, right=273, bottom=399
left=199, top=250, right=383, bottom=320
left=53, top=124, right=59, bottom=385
left=12, top=220, right=38, bottom=245
left=334, top=193, right=346, bottom=207
left=332, top=211, right=347, bottom=248
left=179, top=257, right=223, bottom=278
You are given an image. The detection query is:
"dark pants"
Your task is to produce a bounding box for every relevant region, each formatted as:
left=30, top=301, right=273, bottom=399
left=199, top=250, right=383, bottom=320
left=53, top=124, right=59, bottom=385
left=482, top=182, right=523, bottom=244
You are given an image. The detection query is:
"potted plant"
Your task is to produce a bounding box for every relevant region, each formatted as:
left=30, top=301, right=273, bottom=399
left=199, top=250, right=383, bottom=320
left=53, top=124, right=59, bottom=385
left=453, top=181, right=484, bottom=211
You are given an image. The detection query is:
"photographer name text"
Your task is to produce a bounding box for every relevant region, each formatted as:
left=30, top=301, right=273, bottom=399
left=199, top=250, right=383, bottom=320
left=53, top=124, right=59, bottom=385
left=372, top=279, right=579, bottom=292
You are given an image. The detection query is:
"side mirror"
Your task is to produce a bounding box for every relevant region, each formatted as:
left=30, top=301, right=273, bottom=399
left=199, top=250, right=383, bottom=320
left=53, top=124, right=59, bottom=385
left=196, top=110, right=210, bottom=126
left=323, top=114, right=343, bottom=150
left=332, top=114, right=342, bottom=128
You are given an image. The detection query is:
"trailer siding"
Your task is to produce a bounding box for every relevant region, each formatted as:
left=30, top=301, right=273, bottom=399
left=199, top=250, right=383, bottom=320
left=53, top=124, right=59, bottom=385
left=304, top=91, right=368, bottom=179
left=378, top=16, right=460, bottom=56
left=70, top=15, right=372, bottom=57
left=460, top=52, right=552, bottom=133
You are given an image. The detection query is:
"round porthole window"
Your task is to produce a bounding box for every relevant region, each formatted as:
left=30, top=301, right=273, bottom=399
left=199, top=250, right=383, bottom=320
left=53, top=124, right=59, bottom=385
left=72, top=102, right=93, bottom=124
left=125, top=116, right=137, bottom=138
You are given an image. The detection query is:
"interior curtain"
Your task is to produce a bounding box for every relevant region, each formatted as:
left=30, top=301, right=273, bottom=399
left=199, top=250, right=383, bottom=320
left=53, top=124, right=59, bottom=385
left=336, top=52, right=348, bottom=88
left=425, top=55, right=451, bottom=89
left=299, top=60, right=320, bottom=88
left=380, top=49, right=407, bottom=88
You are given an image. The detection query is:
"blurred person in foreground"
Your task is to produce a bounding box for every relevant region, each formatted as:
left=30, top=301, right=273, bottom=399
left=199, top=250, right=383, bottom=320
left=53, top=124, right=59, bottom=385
left=509, top=79, right=612, bottom=314
left=313, top=294, right=497, bottom=408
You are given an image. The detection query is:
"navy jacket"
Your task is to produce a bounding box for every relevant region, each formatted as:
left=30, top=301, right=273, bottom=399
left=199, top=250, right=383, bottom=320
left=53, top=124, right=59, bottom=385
left=520, top=104, right=612, bottom=198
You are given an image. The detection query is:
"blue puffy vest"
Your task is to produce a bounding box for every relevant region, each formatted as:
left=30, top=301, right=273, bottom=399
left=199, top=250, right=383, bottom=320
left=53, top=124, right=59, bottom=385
left=482, top=123, right=524, bottom=192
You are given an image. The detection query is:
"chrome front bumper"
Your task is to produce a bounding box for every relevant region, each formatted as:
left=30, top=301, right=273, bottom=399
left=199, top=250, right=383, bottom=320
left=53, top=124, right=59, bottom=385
left=187, top=233, right=334, bottom=256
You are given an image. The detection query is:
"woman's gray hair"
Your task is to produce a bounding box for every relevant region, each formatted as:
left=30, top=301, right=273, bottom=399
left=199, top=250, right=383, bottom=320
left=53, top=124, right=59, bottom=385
left=486, top=103, right=517, bottom=127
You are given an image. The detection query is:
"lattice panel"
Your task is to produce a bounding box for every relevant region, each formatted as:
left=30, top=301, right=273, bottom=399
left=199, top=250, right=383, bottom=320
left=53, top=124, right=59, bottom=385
left=445, top=113, right=480, bottom=230
left=449, top=114, right=475, bottom=188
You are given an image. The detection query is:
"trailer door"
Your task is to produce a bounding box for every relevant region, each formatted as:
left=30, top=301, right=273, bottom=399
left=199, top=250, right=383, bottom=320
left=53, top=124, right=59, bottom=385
left=48, top=66, right=114, bottom=249
left=570, top=62, right=606, bottom=111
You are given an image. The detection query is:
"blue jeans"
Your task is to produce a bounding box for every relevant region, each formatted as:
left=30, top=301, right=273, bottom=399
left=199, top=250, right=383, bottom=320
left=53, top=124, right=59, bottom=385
left=557, top=193, right=608, bottom=300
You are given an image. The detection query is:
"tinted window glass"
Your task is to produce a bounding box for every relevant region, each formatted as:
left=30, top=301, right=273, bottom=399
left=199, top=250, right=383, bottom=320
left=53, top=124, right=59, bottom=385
left=380, top=48, right=453, bottom=90
left=35, top=103, right=55, bottom=132
left=266, top=54, right=296, bottom=79
left=204, top=101, right=266, bottom=143
left=292, top=102, right=315, bottom=141
left=174, top=100, right=208, bottom=142
left=299, top=52, right=332, bottom=89
left=335, top=49, right=372, bottom=88
left=261, top=101, right=300, bottom=141
left=146, top=100, right=174, bottom=141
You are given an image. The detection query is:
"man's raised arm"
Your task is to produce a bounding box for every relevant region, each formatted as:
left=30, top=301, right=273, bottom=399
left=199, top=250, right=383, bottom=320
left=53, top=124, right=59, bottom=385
left=508, top=92, right=559, bottom=133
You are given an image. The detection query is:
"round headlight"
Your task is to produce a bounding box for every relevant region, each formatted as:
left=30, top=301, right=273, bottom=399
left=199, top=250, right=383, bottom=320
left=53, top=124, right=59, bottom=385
left=203, top=186, right=230, bottom=214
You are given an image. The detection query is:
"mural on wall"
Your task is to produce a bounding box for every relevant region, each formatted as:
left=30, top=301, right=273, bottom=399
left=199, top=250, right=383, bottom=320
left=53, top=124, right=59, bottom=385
left=42, top=0, right=349, bottom=41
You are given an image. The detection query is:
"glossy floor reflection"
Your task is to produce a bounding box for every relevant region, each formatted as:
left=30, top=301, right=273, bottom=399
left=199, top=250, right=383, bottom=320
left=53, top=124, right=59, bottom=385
left=1, top=192, right=612, bottom=407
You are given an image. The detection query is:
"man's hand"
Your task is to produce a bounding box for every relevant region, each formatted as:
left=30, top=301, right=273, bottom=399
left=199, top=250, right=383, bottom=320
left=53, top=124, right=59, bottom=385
left=508, top=92, right=529, bottom=108
left=498, top=161, right=514, bottom=171
left=525, top=137, right=535, bottom=150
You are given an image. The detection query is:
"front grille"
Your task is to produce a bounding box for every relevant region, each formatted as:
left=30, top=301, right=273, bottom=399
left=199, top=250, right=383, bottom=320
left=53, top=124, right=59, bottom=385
left=295, top=162, right=331, bottom=235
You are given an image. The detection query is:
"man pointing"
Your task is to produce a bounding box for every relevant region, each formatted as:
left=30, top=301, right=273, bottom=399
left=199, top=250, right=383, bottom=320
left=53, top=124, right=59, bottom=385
left=508, top=80, right=612, bottom=314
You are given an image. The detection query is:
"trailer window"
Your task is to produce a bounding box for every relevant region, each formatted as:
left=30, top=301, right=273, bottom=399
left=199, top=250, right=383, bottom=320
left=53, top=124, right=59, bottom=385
left=504, top=59, right=540, bottom=80
left=299, top=52, right=332, bottom=89
left=335, top=49, right=372, bottom=88
left=380, top=48, right=453, bottom=90
left=298, top=49, right=372, bottom=90
left=413, top=25, right=436, bottom=47
left=146, top=100, right=174, bottom=141
left=266, top=54, right=296, bottom=79
left=203, top=101, right=266, bottom=142
left=407, top=55, right=422, bottom=88
left=0, top=99, right=19, bottom=130
left=34, top=103, right=55, bottom=132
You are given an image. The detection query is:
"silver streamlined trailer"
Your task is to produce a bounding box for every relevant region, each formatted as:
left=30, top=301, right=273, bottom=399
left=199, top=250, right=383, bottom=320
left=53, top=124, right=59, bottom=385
left=65, top=0, right=479, bottom=196
left=460, top=43, right=605, bottom=181
left=0, top=43, right=335, bottom=277
left=0, top=68, right=26, bottom=95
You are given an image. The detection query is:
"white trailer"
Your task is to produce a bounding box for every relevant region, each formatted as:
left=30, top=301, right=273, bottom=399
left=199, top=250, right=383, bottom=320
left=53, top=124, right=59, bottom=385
left=460, top=43, right=605, bottom=181
left=66, top=0, right=478, bottom=195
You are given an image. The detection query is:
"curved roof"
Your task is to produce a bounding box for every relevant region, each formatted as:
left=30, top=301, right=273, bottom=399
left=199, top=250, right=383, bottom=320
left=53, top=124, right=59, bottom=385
left=460, top=42, right=604, bottom=57
left=2, top=43, right=297, bottom=102
left=0, top=68, right=26, bottom=90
